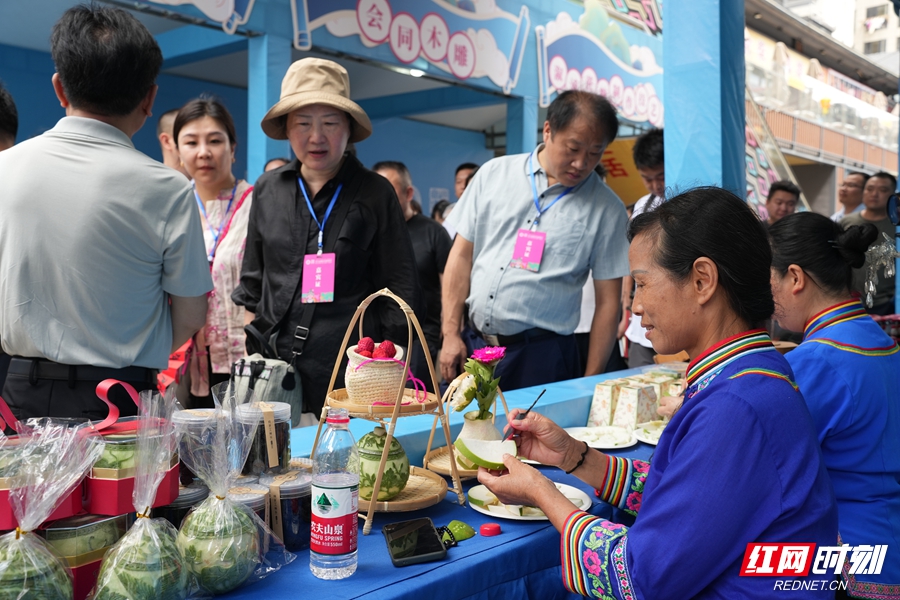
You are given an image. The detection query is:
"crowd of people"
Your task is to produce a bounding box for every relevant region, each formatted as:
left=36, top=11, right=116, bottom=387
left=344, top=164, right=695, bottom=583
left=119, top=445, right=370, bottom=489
left=0, top=5, right=897, bottom=599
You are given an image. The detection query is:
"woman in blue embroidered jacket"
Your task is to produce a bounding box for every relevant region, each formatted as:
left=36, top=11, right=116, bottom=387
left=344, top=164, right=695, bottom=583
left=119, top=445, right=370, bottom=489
left=769, top=213, right=900, bottom=600
left=478, top=188, right=838, bottom=599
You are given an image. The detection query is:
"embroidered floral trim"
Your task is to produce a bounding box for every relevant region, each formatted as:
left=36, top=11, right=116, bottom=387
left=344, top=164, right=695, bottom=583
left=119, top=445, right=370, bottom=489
left=561, top=511, right=628, bottom=600
left=612, top=536, right=636, bottom=600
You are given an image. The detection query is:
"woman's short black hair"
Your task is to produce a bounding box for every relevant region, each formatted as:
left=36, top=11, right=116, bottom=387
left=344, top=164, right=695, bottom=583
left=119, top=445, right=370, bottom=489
left=431, top=200, right=450, bottom=220
left=173, top=97, right=238, bottom=147
left=50, top=5, right=162, bottom=116
left=629, top=187, right=775, bottom=328
left=769, top=212, right=878, bottom=296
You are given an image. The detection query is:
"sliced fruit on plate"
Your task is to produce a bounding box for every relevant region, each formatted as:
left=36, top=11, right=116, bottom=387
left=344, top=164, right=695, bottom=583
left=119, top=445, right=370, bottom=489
left=468, top=485, right=498, bottom=507
left=567, top=497, right=585, bottom=509
left=454, top=438, right=517, bottom=470
left=486, top=504, right=510, bottom=516
left=521, top=506, right=545, bottom=517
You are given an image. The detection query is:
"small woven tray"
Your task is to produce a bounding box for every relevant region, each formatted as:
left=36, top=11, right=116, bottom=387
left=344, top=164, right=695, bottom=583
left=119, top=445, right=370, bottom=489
left=359, top=466, right=447, bottom=512
left=327, top=388, right=439, bottom=416
left=423, top=445, right=477, bottom=479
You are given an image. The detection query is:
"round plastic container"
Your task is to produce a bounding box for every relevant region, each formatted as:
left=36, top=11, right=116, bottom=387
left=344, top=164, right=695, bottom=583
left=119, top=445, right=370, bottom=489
left=172, top=409, right=217, bottom=484
left=235, top=402, right=292, bottom=475
left=260, top=470, right=312, bottom=551
left=234, top=474, right=259, bottom=487
left=227, top=483, right=268, bottom=522
left=152, top=482, right=209, bottom=528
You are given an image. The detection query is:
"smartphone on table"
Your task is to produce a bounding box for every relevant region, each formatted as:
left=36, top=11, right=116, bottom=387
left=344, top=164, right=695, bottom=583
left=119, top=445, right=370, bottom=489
left=382, top=517, right=448, bottom=567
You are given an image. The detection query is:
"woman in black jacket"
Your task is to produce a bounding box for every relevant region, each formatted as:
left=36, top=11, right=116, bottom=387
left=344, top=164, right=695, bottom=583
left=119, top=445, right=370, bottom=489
left=233, top=57, right=422, bottom=421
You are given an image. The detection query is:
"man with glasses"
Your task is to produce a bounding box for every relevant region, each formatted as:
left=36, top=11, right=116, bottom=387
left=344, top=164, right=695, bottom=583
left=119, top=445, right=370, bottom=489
left=831, top=171, right=869, bottom=222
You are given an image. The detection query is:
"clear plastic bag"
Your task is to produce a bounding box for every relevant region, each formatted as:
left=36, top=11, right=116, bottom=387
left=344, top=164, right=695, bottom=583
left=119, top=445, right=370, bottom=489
left=174, top=381, right=294, bottom=597
left=0, top=420, right=104, bottom=599
left=91, top=387, right=192, bottom=600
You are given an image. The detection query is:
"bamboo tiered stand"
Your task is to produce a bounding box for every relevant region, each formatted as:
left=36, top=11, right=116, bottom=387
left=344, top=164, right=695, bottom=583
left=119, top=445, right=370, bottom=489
left=310, top=289, right=465, bottom=535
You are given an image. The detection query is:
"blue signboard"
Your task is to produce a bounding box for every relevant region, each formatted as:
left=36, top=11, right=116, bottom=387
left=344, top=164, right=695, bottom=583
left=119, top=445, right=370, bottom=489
left=148, top=0, right=256, bottom=34
left=291, top=0, right=529, bottom=94
left=537, top=3, right=664, bottom=126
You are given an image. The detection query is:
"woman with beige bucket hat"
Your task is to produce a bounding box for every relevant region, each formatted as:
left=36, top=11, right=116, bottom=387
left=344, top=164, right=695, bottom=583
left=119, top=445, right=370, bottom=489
left=232, top=57, right=422, bottom=419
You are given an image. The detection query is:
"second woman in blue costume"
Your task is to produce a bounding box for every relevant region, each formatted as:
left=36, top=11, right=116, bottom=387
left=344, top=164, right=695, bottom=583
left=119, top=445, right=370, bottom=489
left=770, top=213, right=900, bottom=600
left=477, top=187, right=837, bottom=599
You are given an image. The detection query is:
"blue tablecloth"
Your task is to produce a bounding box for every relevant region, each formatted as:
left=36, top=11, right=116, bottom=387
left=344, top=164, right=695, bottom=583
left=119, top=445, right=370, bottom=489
left=228, top=443, right=654, bottom=600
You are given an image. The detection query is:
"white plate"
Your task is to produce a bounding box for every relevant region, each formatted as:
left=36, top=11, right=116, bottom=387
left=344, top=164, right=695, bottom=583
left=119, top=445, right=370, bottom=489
left=633, top=421, right=667, bottom=446
left=467, top=483, right=592, bottom=521
left=565, top=426, right=637, bottom=450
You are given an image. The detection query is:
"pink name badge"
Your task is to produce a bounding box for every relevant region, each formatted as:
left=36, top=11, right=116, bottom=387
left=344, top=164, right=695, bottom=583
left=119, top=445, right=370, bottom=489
left=301, top=253, right=335, bottom=303
left=510, top=229, right=546, bottom=272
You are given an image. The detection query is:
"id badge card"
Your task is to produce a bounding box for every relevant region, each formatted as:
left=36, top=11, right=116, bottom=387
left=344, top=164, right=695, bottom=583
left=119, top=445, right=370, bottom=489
left=510, top=229, right=546, bottom=272
left=301, top=253, right=335, bottom=303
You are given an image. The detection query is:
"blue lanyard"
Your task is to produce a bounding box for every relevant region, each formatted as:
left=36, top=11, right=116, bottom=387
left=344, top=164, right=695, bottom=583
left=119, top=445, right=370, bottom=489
left=194, top=181, right=238, bottom=263
left=529, top=153, right=572, bottom=230
left=298, top=178, right=342, bottom=254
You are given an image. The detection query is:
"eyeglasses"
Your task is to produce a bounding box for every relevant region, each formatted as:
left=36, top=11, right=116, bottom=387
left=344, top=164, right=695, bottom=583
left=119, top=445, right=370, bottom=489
left=840, top=182, right=862, bottom=189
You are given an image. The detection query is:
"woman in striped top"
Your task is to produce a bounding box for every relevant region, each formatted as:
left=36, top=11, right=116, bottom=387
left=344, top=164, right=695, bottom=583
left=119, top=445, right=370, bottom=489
left=770, top=212, right=900, bottom=600
left=478, top=188, right=837, bottom=599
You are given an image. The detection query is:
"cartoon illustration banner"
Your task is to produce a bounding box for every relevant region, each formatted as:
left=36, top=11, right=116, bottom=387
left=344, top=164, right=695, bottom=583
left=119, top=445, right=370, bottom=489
left=148, top=0, right=255, bottom=34
left=291, top=0, right=529, bottom=94
left=536, top=0, right=664, bottom=127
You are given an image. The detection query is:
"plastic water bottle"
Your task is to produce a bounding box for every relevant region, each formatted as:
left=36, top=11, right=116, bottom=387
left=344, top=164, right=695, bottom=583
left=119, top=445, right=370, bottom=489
left=310, top=408, right=360, bottom=579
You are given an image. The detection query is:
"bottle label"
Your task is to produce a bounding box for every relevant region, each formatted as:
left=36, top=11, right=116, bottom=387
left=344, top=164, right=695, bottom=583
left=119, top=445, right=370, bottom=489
left=310, top=483, right=358, bottom=555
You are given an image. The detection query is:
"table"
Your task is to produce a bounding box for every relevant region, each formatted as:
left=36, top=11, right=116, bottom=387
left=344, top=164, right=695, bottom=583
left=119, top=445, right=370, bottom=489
left=229, top=443, right=655, bottom=600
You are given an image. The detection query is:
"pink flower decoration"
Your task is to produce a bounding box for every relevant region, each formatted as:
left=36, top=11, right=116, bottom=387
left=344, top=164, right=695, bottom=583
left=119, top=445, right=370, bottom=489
left=471, top=346, right=506, bottom=365
left=583, top=549, right=602, bottom=576
left=600, top=521, right=624, bottom=532
left=625, top=492, right=642, bottom=512
left=634, top=461, right=649, bottom=474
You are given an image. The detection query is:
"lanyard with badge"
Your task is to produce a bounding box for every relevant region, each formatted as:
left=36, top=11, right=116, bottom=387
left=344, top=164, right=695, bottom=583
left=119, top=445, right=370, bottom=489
left=510, top=153, right=573, bottom=272
left=194, top=181, right=238, bottom=265
left=298, top=178, right=341, bottom=303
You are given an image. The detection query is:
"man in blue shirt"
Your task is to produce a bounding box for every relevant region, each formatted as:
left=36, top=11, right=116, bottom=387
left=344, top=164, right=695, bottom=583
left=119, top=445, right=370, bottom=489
left=440, top=91, right=629, bottom=389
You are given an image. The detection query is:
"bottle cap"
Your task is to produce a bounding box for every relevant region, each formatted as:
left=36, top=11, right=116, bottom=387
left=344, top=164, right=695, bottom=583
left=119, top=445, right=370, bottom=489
left=326, top=408, right=350, bottom=424
left=235, top=401, right=291, bottom=424
left=479, top=523, right=501, bottom=537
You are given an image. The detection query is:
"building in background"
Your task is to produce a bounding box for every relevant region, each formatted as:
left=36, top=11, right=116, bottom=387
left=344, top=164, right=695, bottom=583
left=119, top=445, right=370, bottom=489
left=745, top=0, right=899, bottom=216
left=854, top=0, right=900, bottom=75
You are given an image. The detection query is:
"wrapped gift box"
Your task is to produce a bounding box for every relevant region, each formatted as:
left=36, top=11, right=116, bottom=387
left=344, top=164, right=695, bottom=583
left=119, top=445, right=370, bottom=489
left=0, top=436, right=84, bottom=531
left=39, top=513, right=130, bottom=600
left=85, top=453, right=179, bottom=516
left=612, top=385, right=659, bottom=431
left=625, top=377, right=662, bottom=407
left=664, top=379, right=685, bottom=397
left=0, top=484, right=82, bottom=532
left=587, top=379, right=627, bottom=427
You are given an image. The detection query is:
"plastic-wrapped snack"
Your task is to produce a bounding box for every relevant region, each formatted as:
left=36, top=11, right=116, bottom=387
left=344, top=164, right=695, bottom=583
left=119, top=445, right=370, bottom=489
left=174, top=381, right=294, bottom=596
left=91, top=387, right=190, bottom=600
left=0, top=420, right=104, bottom=600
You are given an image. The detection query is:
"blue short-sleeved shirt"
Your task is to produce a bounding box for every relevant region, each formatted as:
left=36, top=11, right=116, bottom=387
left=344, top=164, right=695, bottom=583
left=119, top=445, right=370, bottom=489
left=446, top=146, right=629, bottom=336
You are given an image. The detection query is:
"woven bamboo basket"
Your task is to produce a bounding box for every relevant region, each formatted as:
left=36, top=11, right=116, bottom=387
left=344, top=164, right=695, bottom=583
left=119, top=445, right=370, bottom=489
left=311, top=288, right=465, bottom=535
left=344, top=343, right=406, bottom=405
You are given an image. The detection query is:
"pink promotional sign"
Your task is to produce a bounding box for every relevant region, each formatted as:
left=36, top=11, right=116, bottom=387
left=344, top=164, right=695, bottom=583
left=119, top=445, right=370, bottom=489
left=301, top=253, right=336, bottom=303
left=510, top=229, right=546, bottom=272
